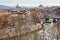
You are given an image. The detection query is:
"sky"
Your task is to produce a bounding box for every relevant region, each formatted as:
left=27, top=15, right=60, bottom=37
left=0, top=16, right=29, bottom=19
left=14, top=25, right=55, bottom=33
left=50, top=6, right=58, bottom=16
left=0, top=0, right=60, bottom=7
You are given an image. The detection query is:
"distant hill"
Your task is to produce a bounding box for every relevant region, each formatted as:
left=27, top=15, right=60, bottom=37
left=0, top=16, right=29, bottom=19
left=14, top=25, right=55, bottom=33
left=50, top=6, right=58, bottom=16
left=0, top=5, right=29, bottom=9
left=51, top=6, right=60, bottom=8
left=0, top=5, right=33, bottom=9
left=0, top=5, right=13, bottom=9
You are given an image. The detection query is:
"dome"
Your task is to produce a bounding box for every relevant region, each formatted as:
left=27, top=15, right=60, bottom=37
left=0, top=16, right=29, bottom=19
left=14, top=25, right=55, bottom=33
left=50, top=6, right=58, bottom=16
left=16, top=4, right=20, bottom=8
left=39, top=4, right=43, bottom=7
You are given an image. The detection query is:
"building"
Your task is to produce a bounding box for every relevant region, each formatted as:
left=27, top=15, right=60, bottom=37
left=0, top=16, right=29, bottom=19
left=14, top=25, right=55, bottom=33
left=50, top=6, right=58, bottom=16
left=38, top=4, right=44, bottom=10
left=17, top=10, right=27, bottom=20
left=0, top=12, right=10, bottom=28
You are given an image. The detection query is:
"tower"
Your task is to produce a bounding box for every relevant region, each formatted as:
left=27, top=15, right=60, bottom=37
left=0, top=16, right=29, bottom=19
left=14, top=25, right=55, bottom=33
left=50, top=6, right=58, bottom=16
left=16, top=4, right=19, bottom=8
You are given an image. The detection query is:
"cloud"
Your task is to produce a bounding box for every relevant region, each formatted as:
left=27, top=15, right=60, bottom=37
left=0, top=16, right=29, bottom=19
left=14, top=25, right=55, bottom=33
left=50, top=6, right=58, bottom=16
left=0, top=0, right=60, bottom=6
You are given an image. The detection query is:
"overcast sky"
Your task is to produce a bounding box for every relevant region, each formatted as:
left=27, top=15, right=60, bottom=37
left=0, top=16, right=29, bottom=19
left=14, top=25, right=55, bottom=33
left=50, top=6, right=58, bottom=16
left=0, top=0, right=60, bottom=7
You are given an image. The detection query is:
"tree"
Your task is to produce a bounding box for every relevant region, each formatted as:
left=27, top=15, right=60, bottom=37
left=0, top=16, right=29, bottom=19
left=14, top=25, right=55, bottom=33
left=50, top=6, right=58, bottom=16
left=0, top=15, right=8, bottom=29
